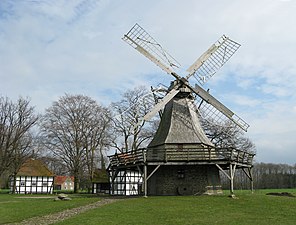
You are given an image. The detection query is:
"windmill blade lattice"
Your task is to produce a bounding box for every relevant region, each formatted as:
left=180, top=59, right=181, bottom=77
left=122, top=23, right=181, bottom=74
left=197, top=99, right=249, bottom=132
left=186, top=35, right=241, bottom=85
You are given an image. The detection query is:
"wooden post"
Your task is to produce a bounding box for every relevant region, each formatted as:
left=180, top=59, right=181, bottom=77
left=229, top=164, right=234, bottom=195
left=143, top=148, right=148, bottom=197
left=229, top=164, right=237, bottom=196
left=249, top=167, right=254, bottom=193
left=111, top=169, right=115, bottom=195
left=242, top=167, right=254, bottom=193
left=144, top=164, right=147, bottom=197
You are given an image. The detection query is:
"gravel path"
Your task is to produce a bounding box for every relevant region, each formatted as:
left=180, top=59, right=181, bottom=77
left=9, top=198, right=122, bottom=225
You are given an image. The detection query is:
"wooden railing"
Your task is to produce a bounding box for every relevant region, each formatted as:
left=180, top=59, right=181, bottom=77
left=108, top=147, right=255, bottom=168
left=148, top=147, right=219, bottom=162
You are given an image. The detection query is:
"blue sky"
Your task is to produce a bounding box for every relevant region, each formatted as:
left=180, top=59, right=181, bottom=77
left=1, top=0, right=296, bottom=164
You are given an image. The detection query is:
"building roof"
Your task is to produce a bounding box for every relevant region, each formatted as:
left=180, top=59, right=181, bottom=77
left=92, top=169, right=109, bottom=183
left=54, top=176, right=74, bottom=185
left=16, top=158, right=54, bottom=177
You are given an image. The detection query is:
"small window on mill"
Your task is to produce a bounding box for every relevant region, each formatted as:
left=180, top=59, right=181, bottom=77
left=177, top=144, right=183, bottom=151
left=177, top=169, right=185, bottom=179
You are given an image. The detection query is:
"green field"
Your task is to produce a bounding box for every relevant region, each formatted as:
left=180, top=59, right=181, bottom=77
left=1, top=190, right=296, bottom=225
left=0, top=194, right=98, bottom=224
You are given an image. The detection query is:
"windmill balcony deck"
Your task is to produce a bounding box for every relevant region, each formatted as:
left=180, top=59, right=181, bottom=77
left=108, top=147, right=255, bottom=169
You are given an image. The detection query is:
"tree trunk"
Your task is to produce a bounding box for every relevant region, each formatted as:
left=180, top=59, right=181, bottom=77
left=73, top=172, right=79, bottom=193
left=12, top=174, right=17, bottom=194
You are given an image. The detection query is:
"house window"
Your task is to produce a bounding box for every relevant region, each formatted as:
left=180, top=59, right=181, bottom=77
left=42, top=182, right=48, bottom=186
left=20, top=181, right=25, bottom=186
left=32, top=182, right=36, bottom=186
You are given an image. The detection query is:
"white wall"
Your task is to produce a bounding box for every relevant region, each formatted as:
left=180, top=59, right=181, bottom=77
left=11, top=176, right=54, bottom=194
left=110, top=170, right=143, bottom=195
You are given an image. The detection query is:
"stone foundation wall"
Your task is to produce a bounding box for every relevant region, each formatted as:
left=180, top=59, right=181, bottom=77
left=147, top=165, right=222, bottom=195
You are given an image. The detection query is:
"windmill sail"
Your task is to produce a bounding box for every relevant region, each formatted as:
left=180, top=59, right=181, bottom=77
left=143, top=89, right=180, bottom=121
left=122, top=23, right=249, bottom=132
left=122, top=23, right=181, bottom=75
left=191, top=84, right=249, bottom=131
left=186, top=35, right=241, bottom=85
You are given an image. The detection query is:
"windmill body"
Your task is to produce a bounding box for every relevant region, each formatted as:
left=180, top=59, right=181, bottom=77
left=146, top=86, right=222, bottom=195
left=107, top=24, right=255, bottom=196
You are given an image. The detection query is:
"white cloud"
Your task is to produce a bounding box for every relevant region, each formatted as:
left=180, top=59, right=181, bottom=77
left=227, top=94, right=261, bottom=108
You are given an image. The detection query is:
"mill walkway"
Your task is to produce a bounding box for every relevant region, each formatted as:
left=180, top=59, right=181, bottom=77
left=108, top=147, right=255, bottom=168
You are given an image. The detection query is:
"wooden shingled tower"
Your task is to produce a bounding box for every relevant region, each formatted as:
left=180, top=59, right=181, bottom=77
left=108, top=24, right=255, bottom=196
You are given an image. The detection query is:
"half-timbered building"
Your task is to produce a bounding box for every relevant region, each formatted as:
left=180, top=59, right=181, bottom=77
left=10, top=158, right=54, bottom=194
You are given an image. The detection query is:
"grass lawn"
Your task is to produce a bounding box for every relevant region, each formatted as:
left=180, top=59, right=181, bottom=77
left=0, top=193, right=99, bottom=224
left=56, top=189, right=296, bottom=225
left=1, top=189, right=295, bottom=225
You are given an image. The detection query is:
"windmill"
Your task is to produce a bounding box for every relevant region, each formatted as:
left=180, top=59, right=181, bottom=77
left=108, top=24, right=255, bottom=196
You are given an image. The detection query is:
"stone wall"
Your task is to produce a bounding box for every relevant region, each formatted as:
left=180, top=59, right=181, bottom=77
left=147, top=165, right=222, bottom=195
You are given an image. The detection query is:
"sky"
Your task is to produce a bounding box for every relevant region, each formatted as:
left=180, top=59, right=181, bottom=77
left=1, top=0, right=296, bottom=165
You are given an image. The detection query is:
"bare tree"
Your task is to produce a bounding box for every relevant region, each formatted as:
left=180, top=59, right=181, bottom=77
left=110, top=86, right=157, bottom=153
left=251, top=162, right=296, bottom=189
left=0, top=96, right=39, bottom=191
left=201, top=118, right=256, bottom=154
left=41, top=94, right=111, bottom=193
left=39, top=155, right=68, bottom=176
left=83, top=104, right=112, bottom=188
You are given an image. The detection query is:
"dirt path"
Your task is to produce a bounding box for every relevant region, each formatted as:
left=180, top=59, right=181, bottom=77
left=9, top=198, right=122, bottom=225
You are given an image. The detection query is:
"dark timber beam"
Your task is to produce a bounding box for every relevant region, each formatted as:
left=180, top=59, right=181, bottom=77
left=147, top=165, right=161, bottom=181
left=242, top=167, right=254, bottom=193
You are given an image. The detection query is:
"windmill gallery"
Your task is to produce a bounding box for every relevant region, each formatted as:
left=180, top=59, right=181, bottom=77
left=107, top=24, right=255, bottom=196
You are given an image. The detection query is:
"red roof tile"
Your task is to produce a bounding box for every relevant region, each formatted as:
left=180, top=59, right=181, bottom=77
left=54, top=176, right=74, bottom=185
